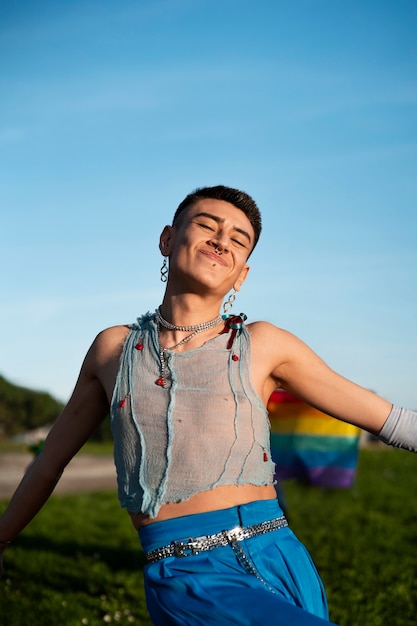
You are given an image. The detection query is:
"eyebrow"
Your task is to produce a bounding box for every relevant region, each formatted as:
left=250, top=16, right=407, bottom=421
left=193, top=212, right=253, bottom=244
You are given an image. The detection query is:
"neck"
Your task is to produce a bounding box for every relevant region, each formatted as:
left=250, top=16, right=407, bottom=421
left=159, top=293, right=224, bottom=327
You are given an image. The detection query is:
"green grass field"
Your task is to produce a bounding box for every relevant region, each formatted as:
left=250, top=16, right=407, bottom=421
left=1, top=447, right=417, bottom=625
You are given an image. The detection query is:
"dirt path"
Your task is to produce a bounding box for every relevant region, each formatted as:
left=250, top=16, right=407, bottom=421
left=0, top=453, right=117, bottom=500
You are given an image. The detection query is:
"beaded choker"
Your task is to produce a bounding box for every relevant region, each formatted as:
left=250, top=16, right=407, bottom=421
left=155, top=308, right=223, bottom=387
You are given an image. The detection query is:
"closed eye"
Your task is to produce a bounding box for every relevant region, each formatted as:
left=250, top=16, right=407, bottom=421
left=194, top=220, right=215, bottom=231
left=232, top=238, right=246, bottom=247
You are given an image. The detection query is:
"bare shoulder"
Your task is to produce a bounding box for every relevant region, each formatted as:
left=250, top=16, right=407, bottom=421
left=82, top=325, right=131, bottom=401
left=92, top=324, right=131, bottom=358
left=247, top=319, right=326, bottom=371
left=247, top=320, right=286, bottom=337
left=247, top=320, right=302, bottom=352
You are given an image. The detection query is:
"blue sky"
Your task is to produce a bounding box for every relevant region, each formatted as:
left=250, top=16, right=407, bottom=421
left=1, top=0, right=416, bottom=410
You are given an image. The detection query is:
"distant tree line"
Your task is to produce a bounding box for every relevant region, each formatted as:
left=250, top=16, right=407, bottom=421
left=0, top=375, right=112, bottom=441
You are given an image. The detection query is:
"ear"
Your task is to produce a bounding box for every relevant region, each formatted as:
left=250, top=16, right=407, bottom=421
left=159, top=225, right=174, bottom=255
left=234, top=264, right=250, bottom=292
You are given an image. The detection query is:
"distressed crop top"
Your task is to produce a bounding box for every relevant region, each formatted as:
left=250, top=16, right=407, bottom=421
left=110, top=311, right=275, bottom=518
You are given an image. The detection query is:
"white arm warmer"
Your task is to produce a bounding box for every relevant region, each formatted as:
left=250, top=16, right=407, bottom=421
left=378, top=405, right=417, bottom=453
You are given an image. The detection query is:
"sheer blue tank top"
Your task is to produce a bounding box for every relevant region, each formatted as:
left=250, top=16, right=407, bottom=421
left=110, top=311, right=275, bottom=518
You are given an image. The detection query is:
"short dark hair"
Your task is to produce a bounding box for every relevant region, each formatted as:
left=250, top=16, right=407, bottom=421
left=172, top=185, right=262, bottom=252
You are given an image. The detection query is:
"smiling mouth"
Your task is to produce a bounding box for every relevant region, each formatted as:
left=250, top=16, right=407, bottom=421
left=200, top=250, right=228, bottom=266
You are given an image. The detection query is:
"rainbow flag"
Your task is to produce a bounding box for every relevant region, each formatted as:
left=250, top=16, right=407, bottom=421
left=268, top=390, right=361, bottom=488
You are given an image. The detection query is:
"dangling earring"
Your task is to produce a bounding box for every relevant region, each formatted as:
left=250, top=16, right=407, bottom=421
left=160, top=257, right=168, bottom=283
left=223, top=289, right=236, bottom=315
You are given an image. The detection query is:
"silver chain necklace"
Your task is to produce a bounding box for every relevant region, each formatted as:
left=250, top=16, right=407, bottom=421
left=155, top=308, right=223, bottom=333
left=155, top=308, right=223, bottom=387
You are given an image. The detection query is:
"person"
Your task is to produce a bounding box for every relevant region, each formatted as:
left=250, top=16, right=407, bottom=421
left=0, top=185, right=416, bottom=625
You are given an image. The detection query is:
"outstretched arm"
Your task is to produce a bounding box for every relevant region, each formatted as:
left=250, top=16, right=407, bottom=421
left=258, top=321, right=417, bottom=461
left=0, top=328, right=122, bottom=575
left=252, top=322, right=393, bottom=432
left=256, top=322, right=417, bottom=453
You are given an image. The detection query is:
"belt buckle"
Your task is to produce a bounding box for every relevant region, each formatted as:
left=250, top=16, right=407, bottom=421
left=225, top=525, right=245, bottom=542
left=172, top=536, right=204, bottom=558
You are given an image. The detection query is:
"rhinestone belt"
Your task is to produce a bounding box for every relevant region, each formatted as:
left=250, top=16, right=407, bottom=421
left=146, top=515, right=288, bottom=563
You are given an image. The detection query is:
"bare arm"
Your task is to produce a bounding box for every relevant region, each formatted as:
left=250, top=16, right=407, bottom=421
left=251, top=322, right=392, bottom=433
left=0, top=326, right=127, bottom=572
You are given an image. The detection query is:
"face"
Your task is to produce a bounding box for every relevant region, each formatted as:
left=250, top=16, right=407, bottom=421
left=160, top=198, right=254, bottom=296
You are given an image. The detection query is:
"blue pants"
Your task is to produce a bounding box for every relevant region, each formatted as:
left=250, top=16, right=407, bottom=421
left=139, top=499, right=337, bottom=625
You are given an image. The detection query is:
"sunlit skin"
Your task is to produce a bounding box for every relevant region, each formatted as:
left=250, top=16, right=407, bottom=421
left=158, top=199, right=253, bottom=319
left=0, top=198, right=392, bottom=573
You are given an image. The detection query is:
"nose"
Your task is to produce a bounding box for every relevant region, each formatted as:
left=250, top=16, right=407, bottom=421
left=209, top=235, right=228, bottom=255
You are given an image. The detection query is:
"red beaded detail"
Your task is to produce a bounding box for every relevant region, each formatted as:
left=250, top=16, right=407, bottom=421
left=221, top=314, right=247, bottom=349
left=155, top=378, right=164, bottom=387
left=263, top=448, right=268, bottom=462
left=232, top=354, right=239, bottom=362
left=119, top=398, right=127, bottom=408
left=135, top=341, right=144, bottom=351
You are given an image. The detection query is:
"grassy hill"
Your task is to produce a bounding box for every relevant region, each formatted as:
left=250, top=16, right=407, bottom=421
left=0, top=374, right=112, bottom=442
left=0, top=375, right=64, bottom=438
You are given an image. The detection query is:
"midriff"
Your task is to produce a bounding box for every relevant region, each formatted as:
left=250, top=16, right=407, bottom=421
left=129, top=483, right=276, bottom=530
